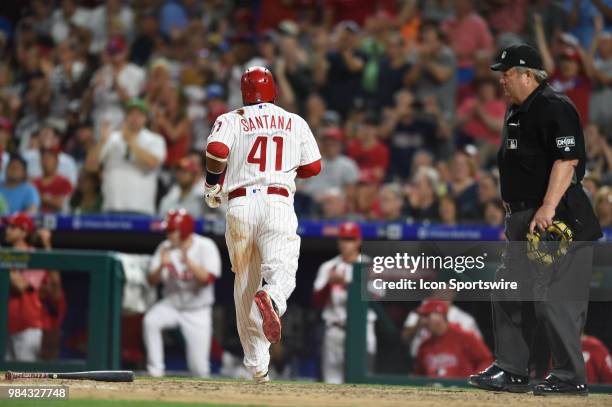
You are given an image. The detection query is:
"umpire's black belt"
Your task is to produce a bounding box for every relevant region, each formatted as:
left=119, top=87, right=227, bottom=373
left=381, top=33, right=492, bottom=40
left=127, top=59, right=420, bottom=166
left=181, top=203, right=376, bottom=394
left=503, top=200, right=541, bottom=215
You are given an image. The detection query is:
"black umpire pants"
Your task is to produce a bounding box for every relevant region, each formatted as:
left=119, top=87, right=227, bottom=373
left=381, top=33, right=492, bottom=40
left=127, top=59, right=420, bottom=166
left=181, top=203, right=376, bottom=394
left=492, top=208, right=592, bottom=384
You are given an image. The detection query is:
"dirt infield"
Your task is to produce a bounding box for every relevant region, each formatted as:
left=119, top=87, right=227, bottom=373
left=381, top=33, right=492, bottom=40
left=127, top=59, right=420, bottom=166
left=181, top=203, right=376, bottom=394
left=3, top=377, right=611, bottom=407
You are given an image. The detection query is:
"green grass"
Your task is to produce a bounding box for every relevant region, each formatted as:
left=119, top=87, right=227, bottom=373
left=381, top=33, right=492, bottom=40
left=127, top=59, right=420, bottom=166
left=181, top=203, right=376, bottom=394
left=1, top=400, right=263, bottom=407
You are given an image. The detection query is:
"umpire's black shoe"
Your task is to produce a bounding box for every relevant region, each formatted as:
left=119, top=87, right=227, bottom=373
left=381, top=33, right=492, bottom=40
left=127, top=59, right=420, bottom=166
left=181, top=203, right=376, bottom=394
left=533, top=375, right=588, bottom=396
left=468, top=364, right=530, bottom=393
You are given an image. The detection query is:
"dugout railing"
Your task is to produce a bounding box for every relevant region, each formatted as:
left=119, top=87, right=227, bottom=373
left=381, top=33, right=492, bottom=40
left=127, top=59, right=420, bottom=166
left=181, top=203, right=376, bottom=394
left=0, top=250, right=124, bottom=372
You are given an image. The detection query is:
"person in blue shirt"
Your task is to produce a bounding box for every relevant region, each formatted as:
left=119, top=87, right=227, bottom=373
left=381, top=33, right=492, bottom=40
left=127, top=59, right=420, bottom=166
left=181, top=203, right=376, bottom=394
left=159, top=0, right=189, bottom=36
left=564, top=0, right=612, bottom=48
left=0, top=155, right=40, bottom=214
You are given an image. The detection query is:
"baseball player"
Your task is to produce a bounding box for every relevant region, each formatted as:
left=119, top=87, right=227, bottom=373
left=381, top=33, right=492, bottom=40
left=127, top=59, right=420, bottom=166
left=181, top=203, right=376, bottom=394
left=402, top=294, right=482, bottom=358
left=5, top=213, right=65, bottom=361
left=143, top=209, right=221, bottom=377
left=414, top=300, right=493, bottom=378
left=313, top=222, right=377, bottom=384
left=204, top=66, right=321, bottom=383
left=581, top=334, right=612, bottom=384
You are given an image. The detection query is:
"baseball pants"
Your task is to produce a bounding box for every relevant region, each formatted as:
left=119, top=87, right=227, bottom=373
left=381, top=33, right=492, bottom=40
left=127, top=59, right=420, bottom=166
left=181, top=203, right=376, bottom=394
left=225, top=190, right=300, bottom=375
left=143, top=300, right=212, bottom=377
left=5, top=328, right=42, bottom=362
left=492, top=208, right=592, bottom=384
left=322, top=324, right=377, bottom=384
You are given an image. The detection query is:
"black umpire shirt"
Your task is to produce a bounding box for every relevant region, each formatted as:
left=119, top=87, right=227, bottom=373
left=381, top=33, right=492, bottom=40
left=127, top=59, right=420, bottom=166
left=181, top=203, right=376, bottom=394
left=497, top=81, right=602, bottom=241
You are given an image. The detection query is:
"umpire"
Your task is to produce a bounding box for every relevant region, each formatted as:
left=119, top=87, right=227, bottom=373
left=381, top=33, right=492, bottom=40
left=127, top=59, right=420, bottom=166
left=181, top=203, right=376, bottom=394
left=468, top=44, right=602, bottom=396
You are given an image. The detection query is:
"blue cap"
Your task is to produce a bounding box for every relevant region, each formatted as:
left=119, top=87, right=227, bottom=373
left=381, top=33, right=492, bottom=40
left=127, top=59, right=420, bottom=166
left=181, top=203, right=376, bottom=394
left=206, top=84, right=225, bottom=100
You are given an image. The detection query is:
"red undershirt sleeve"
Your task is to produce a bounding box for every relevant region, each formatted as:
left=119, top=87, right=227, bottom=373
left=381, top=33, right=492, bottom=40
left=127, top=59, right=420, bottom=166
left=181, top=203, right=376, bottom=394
left=297, top=159, right=321, bottom=178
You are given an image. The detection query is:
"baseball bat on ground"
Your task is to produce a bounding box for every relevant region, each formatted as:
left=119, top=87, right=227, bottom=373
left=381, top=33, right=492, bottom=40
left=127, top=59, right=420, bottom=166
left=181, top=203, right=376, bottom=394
left=5, top=370, right=135, bottom=382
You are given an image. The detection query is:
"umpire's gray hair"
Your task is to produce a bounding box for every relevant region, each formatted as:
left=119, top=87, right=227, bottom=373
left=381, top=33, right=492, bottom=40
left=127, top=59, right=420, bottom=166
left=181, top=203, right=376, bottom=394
left=515, top=67, right=548, bottom=84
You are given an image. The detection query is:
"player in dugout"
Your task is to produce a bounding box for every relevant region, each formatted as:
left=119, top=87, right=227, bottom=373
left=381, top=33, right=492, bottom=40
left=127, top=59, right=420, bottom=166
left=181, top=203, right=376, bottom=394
left=313, top=222, right=376, bottom=384
left=414, top=300, right=493, bottom=378
left=143, top=209, right=221, bottom=377
left=4, top=212, right=65, bottom=361
left=581, top=333, right=612, bottom=384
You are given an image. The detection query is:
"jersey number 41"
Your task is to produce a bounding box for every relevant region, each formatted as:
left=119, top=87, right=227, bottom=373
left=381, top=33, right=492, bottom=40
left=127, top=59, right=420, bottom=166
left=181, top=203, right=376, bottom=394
left=247, top=136, right=284, bottom=172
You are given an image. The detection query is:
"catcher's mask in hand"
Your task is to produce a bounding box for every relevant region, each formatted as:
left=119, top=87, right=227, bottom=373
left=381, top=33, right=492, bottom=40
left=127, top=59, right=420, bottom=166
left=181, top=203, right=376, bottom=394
left=526, top=220, right=573, bottom=266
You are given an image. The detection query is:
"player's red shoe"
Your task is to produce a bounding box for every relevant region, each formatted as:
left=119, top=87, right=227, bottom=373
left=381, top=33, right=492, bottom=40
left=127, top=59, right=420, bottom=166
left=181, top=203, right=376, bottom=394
left=254, top=291, right=281, bottom=343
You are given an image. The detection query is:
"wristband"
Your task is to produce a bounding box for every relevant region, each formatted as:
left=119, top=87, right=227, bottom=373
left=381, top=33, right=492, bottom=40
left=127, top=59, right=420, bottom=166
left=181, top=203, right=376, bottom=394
left=205, top=171, right=221, bottom=186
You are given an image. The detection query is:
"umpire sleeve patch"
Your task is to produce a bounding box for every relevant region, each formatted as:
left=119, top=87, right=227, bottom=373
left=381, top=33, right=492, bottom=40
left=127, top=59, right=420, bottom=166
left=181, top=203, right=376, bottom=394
left=556, top=136, right=575, bottom=151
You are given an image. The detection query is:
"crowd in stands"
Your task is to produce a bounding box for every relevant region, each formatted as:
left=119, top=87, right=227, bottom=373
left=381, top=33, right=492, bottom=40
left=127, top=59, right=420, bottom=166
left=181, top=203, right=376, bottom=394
left=0, top=0, right=612, bottom=226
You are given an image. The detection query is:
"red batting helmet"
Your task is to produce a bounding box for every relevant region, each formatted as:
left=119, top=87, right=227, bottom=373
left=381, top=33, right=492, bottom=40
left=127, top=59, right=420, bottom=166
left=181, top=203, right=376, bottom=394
left=165, top=209, right=194, bottom=240
left=241, top=66, right=276, bottom=105
left=338, top=222, right=362, bottom=239
left=6, top=212, right=36, bottom=235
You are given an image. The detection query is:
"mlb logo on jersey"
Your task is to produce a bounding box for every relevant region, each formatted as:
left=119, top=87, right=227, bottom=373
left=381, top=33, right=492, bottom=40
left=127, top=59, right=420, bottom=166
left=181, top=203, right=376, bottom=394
left=556, top=136, right=575, bottom=151
left=507, top=139, right=518, bottom=149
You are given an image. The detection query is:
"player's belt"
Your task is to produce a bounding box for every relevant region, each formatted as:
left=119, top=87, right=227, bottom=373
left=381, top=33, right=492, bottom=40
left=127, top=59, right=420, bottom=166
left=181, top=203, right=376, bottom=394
left=503, top=200, right=540, bottom=215
left=228, top=186, right=289, bottom=200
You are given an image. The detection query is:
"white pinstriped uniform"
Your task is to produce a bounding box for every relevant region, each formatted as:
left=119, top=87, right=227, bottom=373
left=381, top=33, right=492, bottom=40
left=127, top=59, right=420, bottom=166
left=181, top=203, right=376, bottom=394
left=207, top=102, right=321, bottom=375
left=143, top=235, right=222, bottom=377
left=314, top=256, right=377, bottom=384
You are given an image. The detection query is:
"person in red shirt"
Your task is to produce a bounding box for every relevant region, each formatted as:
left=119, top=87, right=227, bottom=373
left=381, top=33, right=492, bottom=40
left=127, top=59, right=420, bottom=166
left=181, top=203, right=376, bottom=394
left=353, top=172, right=380, bottom=219
left=150, top=89, right=192, bottom=168
left=582, top=334, right=612, bottom=384
left=5, top=212, right=66, bottom=361
left=347, top=112, right=389, bottom=184
left=548, top=47, right=592, bottom=125
left=485, top=0, right=529, bottom=35
left=36, top=225, right=67, bottom=360
left=255, top=0, right=313, bottom=33
left=5, top=213, right=45, bottom=361
left=440, top=0, right=493, bottom=83
left=33, top=146, right=73, bottom=213
left=414, top=300, right=493, bottom=378
left=535, top=15, right=593, bottom=125
left=456, top=77, right=506, bottom=146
